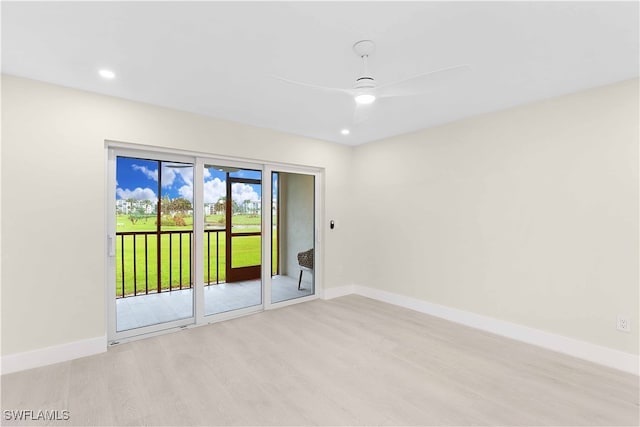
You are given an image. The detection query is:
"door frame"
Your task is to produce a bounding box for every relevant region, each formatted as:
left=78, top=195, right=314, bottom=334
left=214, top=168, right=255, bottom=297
left=263, top=164, right=323, bottom=311
left=198, top=157, right=265, bottom=320
left=226, top=174, right=262, bottom=283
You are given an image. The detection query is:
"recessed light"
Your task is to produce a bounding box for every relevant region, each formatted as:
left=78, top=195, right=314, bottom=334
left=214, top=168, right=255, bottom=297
left=341, top=129, right=350, bottom=135
left=99, top=69, right=116, bottom=79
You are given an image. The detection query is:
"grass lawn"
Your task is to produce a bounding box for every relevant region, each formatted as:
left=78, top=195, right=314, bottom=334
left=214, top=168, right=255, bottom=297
left=116, top=214, right=274, bottom=297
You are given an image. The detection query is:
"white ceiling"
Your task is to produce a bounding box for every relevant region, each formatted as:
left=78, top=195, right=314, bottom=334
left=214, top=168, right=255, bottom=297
left=2, top=1, right=638, bottom=146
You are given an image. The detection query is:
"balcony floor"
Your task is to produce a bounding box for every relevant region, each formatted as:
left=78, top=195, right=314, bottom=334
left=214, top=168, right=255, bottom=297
left=116, top=274, right=313, bottom=332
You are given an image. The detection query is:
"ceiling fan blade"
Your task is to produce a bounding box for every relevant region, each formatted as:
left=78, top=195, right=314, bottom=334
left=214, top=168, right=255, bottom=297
left=273, top=75, right=354, bottom=97
left=376, top=64, right=471, bottom=98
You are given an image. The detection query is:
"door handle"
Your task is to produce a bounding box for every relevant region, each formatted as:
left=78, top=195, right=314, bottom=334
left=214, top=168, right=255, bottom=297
left=107, top=235, right=115, bottom=257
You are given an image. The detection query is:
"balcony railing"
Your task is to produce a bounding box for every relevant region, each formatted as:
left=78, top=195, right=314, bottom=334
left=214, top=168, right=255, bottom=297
left=116, top=229, right=225, bottom=298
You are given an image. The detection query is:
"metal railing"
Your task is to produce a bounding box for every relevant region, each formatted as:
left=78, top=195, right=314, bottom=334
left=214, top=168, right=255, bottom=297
left=116, top=229, right=224, bottom=298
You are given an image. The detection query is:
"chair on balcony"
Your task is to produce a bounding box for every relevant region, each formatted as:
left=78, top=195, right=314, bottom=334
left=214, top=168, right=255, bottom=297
left=297, top=248, right=314, bottom=290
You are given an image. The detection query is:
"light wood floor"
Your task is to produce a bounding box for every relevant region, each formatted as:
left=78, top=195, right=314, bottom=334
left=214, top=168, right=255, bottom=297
left=2, top=295, right=638, bottom=426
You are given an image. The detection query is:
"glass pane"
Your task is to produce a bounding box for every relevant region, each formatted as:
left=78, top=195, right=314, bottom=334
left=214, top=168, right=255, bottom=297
left=271, top=172, right=315, bottom=304
left=229, top=169, right=261, bottom=180
left=231, top=182, right=262, bottom=232
left=203, top=164, right=227, bottom=286
left=115, top=157, right=194, bottom=332
left=160, top=161, right=193, bottom=292
left=203, top=230, right=225, bottom=284
left=231, top=235, right=262, bottom=268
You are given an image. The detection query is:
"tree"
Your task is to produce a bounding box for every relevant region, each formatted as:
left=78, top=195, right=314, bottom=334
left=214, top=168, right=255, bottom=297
left=128, top=207, right=145, bottom=225
left=125, top=198, right=139, bottom=224
left=214, top=197, right=226, bottom=215
left=142, top=199, right=153, bottom=213
left=140, top=199, right=153, bottom=222
left=160, top=195, right=172, bottom=215
left=125, top=198, right=136, bottom=214
left=231, top=200, right=240, bottom=215
left=173, top=213, right=186, bottom=226
left=171, top=197, right=192, bottom=214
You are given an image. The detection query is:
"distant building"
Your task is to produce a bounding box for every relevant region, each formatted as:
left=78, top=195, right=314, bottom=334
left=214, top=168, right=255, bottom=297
left=116, top=199, right=156, bottom=215
left=204, top=203, right=216, bottom=215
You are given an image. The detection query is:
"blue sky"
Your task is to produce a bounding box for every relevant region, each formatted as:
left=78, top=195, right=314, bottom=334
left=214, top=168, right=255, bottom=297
left=116, top=157, right=261, bottom=204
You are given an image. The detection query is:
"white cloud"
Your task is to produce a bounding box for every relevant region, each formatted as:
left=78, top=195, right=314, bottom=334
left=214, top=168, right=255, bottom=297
left=162, top=166, right=177, bottom=187
left=127, top=169, right=258, bottom=206
left=116, top=187, right=157, bottom=201
left=174, top=166, right=193, bottom=188
left=177, top=185, right=192, bottom=201
left=132, top=164, right=158, bottom=181
left=204, top=177, right=226, bottom=204
left=232, top=182, right=260, bottom=204
left=132, top=163, right=181, bottom=187
left=175, top=177, right=226, bottom=204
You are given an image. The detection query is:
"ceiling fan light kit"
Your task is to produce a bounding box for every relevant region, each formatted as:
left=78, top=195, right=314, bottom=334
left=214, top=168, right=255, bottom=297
left=354, top=93, right=376, bottom=105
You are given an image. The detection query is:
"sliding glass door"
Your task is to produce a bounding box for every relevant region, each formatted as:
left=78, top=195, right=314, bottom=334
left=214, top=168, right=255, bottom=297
left=269, top=169, right=317, bottom=305
left=110, top=153, right=195, bottom=337
left=202, top=164, right=262, bottom=316
left=108, top=147, right=322, bottom=342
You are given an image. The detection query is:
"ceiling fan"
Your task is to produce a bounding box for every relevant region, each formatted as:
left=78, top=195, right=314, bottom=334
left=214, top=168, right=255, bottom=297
left=275, top=40, right=470, bottom=124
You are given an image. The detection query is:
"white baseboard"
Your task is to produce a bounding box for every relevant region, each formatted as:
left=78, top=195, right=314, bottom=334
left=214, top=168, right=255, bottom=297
left=339, top=284, right=639, bottom=375
left=1, top=336, right=107, bottom=375
left=322, top=284, right=355, bottom=300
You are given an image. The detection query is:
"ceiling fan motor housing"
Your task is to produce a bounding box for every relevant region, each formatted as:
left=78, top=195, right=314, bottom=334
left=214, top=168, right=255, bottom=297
left=353, top=40, right=377, bottom=91
left=355, top=76, right=375, bottom=89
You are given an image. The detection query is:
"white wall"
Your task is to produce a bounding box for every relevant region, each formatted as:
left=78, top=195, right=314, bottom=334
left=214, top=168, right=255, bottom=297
left=0, top=75, right=355, bottom=356
left=279, top=173, right=315, bottom=278
left=351, top=78, right=639, bottom=355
